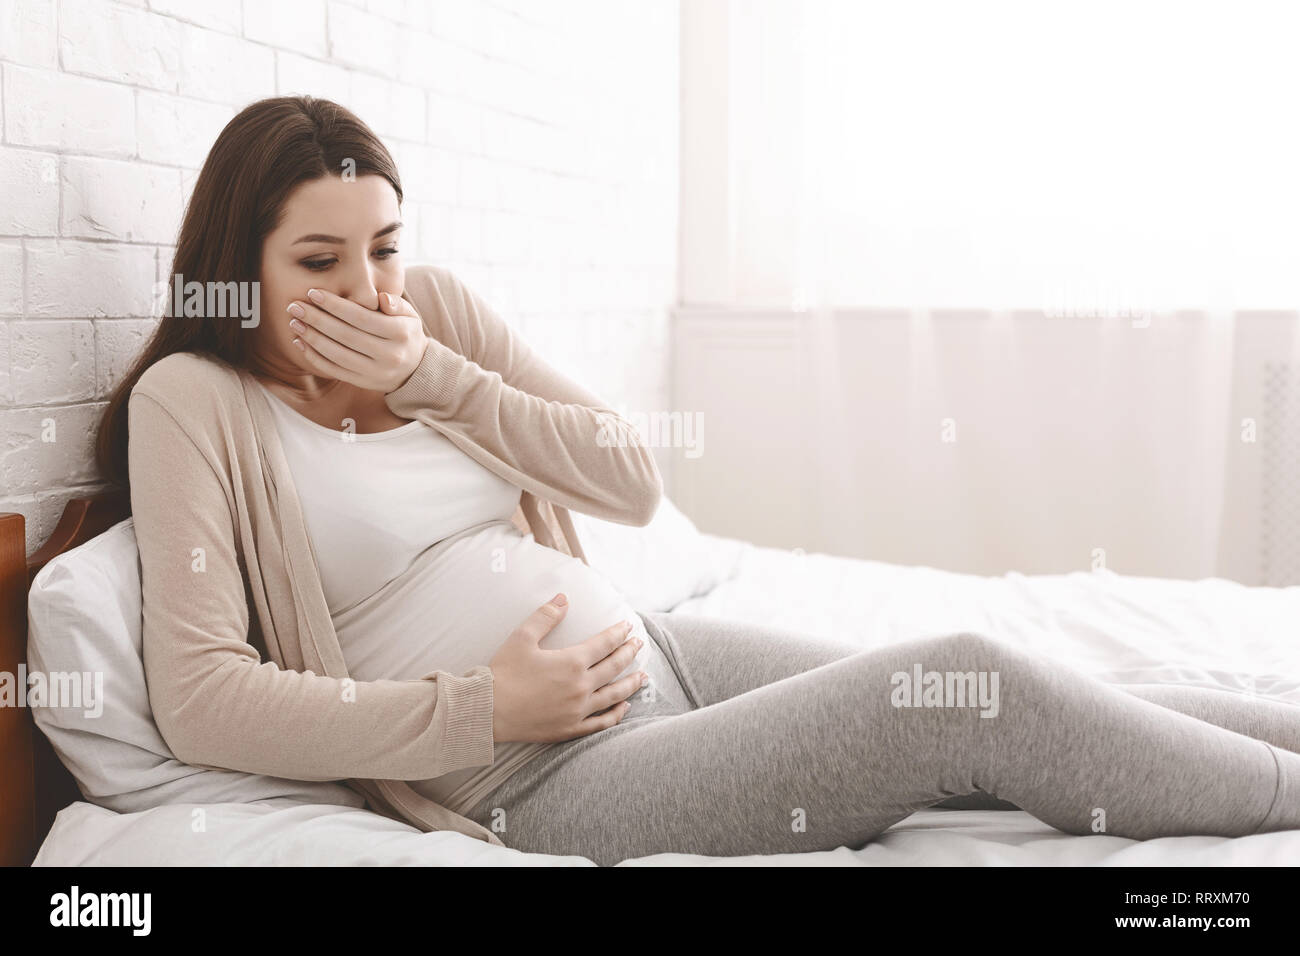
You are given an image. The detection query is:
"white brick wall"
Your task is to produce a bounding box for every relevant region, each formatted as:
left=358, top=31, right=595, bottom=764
left=0, top=0, right=680, bottom=554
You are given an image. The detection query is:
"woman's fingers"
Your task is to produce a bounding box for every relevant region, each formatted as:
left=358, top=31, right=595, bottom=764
left=576, top=618, right=638, bottom=670
left=288, top=298, right=385, bottom=358
left=587, top=670, right=646, bottom=716
left=575, top=700, right=631, bottom=735
left=304, top=287, right=401, bottom=336
left=290, top=332, right=365, bottom=389
left=285, top=288, right=429, bottom=393
left=586, top=633, right=642, bottom=688
left=290, top=314, right=374, bottom=377
left=379, top=290, right=420, bottom=319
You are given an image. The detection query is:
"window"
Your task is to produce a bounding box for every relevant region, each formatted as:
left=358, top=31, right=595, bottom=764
left=749, top=0, right=1300, bottom=311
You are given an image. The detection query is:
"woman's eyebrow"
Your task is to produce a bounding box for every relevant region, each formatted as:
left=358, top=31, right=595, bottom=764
left=292, top=221, right=403, bottom=245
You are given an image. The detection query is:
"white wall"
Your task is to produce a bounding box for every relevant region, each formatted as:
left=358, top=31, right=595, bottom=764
left=0, top=0, right=680, bottom=555
left=671, top=306, right=1248, bottom=580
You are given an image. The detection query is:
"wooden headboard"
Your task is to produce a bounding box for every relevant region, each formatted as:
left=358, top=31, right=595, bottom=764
left=0, top=489, right=131, bottom=867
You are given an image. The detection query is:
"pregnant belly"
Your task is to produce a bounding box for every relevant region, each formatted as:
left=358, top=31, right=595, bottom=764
left=332, top=519, right=655, bottom=688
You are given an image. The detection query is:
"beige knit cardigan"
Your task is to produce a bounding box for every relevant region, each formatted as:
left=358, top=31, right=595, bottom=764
left=126, top=263, right=662, bottom=847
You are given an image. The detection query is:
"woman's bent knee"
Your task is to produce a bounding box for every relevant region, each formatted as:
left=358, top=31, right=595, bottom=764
left=920, top=630, right=1016, bottom=665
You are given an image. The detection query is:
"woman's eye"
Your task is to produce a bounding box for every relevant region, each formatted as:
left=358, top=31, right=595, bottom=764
left=300, top=247, right=396, bottom=271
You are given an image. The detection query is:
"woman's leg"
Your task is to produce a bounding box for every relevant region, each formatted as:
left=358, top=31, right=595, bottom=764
left=1112, top=684, right=1300, bottom=755
left=464, top=629, right=1300, bottom=864
left=646, top=612, right=1300, bottom=754
left=638, top=611, right=861, bottom=708
left=640, top=611, right=1016, bottom=811
left=642, top=612, right=1300, bottom=816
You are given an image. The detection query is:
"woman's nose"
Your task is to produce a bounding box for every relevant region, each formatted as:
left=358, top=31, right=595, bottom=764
left=333, top=260, right=381, bottom=309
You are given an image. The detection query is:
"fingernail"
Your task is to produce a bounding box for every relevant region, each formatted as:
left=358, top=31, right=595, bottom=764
left=307, top=289, right=324, bottom=304
left=635, top=638, right=643, bottom=650
left=639, top=673, right=649, bottom=687
left=286, top=302, right=304, bottom=318
left=386, top=292, right=398, bottom=309
left=551, top=592, right=567, bottom=606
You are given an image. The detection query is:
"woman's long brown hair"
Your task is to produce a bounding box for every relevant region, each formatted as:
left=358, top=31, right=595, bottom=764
left=94, top=95, right=403, bottom=489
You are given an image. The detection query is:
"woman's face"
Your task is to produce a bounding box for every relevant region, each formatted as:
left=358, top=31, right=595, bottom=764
left=252, top=172, right=404, bottom=387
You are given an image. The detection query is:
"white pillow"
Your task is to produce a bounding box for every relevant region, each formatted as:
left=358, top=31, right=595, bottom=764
left=26, top=517, right=365, bottom=815
left=568, top=495, right=748, bottom=612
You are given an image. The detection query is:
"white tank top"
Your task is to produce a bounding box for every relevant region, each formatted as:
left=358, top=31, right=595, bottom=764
left=253, top=379, right=665, bottom=813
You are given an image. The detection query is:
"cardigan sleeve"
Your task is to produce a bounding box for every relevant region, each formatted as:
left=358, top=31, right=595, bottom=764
left=384, top=266, right=663, bottom=526
left=128, top=390, right=497, bottom=782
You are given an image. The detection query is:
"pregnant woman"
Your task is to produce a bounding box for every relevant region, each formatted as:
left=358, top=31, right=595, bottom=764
left=97, top=96, right=1300, bottom=866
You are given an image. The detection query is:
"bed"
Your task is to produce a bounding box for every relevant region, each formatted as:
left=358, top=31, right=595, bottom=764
left=5, top=492, right=1298, bottom=866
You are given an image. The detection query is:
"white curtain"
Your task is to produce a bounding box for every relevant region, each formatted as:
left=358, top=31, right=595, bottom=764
left=786, top=0, right=1300, bottom=313
left=718, top=0, right=1300, bottom=581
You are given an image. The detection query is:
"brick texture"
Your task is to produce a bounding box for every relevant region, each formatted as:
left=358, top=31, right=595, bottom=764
left=0, top=0, right=680, bottom=554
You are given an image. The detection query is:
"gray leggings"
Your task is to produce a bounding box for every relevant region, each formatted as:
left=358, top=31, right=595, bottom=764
left=460, top=611, right=1300, bottom=865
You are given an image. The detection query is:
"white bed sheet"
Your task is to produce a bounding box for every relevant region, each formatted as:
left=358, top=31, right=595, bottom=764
left=34, top=535, right=1300, bottom=866
left=673, top=535, right=1300, bottom=703
left=34, top=798, right=1300, bottom=866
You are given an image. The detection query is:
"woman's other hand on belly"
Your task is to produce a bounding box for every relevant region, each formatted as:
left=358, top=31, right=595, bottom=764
left=488, top=593, right=648, bottom=744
